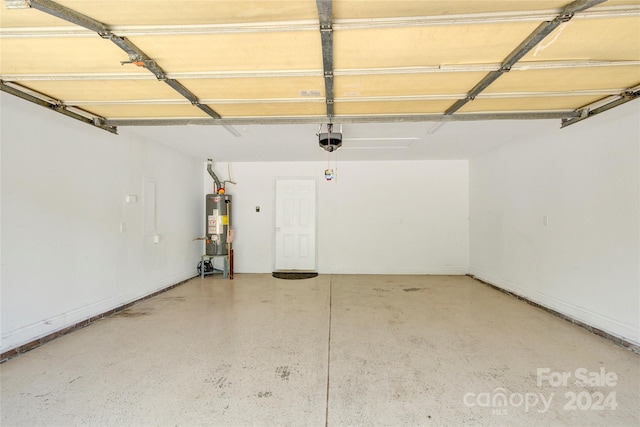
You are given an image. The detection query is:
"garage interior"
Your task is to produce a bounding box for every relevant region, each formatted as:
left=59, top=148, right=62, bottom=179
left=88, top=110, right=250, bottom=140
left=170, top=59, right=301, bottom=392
left=1, top=0, right=639, bottom=425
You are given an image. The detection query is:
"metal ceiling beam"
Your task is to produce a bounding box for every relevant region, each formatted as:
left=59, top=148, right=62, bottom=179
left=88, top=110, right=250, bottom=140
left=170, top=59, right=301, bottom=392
left=106, top=111, right=579, bottom=127
left=1, top=80, right=117, bottom=134
left=445, top=0, right=607, bottom=116
left=561, top=86, right=640, bottom=127
left=25, top=0, right=238, bottom=134
left=27, top=0, right=109, bottom=35
left=315, top=0, right=334, bottom=119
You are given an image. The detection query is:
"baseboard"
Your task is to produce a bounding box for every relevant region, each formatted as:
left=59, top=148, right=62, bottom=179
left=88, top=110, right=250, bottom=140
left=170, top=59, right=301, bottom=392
left=1, top=273, right=196, bottom=363
left=467, top=271, right=640, bottom=354
left=321, top=267, right=470, bottom=275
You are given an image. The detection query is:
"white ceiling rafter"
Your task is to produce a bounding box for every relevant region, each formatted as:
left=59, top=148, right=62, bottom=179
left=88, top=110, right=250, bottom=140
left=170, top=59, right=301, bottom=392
left=103, top=111, right=579, bottom=127
left=60, top=88, right=627, bottom=108
left=65, top=97, right=326, bottom=106
left=3, top=60, right=638, bottom=82
left=2, top=5, right=638, bottom=38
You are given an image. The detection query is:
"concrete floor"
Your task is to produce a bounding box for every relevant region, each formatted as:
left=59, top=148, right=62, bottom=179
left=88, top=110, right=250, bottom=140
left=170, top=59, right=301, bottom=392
left=1, top=274, right=638, bottom=426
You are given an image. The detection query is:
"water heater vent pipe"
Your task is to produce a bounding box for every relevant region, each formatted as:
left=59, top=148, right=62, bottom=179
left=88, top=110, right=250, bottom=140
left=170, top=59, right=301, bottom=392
left=207, top=158, right=222, bottom=192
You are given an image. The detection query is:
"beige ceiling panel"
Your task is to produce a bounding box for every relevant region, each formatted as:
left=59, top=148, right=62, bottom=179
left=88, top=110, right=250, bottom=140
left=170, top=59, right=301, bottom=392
left=128, top=32, right=322, bottom=73
left=85, top=104, right=210, bottom=119
left=0, top=6, right=72, bottom=28
left=334, top=1, right=571, bottom=19
left=459, top=95, right=605, bottom=113
left=211, top=102, right=326, bottom=117
left=54, top=0, right=319, bottom=26
left=334, top=100, right=454, bottom=115
left=486, top=66, right=640, bottom=93
left=2, top=0, right=637, bottom=126
left=0, top=37, right=147, bottom=75
left=21, top=80, right=183, bottom=102
left=334, top=22, right=541, bottom=69
left=180, top=76, right=325, bottom=100
left=520, top=17, right=640, bottom=62
left=335, top=72, right=488, bottom=98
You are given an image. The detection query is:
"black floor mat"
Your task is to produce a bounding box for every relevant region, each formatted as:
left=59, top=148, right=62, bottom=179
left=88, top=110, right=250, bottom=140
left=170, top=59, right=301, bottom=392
left=272, top=272, right=318, bottom=280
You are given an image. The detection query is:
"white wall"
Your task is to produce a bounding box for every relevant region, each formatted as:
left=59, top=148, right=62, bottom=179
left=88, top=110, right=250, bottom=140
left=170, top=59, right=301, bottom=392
left=209, top=160, right=469, bottom=274
left=1, top=94, right=203, bottom=353
left=469, top=101, right=640, bottom=345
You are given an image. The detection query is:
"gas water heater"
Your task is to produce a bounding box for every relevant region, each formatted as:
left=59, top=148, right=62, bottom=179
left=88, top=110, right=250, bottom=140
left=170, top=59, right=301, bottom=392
left=205, top=193, right=231, bottom=256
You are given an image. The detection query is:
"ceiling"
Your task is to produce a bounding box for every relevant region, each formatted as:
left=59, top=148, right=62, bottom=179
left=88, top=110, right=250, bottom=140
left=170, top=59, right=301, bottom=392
left=119, top=120, right=561, bottom=162
left=1, top=0, right=639, bottom=161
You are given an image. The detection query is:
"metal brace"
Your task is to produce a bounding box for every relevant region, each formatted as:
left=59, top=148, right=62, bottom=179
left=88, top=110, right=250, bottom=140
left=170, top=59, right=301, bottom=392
left=557, top=12, right=575, bottom=22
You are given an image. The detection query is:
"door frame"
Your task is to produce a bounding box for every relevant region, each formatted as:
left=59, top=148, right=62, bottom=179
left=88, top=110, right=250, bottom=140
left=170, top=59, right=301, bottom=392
left=272, top=177, right=318, bottom=272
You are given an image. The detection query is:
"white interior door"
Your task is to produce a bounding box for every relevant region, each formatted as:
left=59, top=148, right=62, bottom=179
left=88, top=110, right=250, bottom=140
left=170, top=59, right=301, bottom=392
left=274, top=178, right=317, bottom=271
